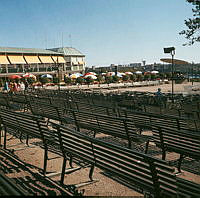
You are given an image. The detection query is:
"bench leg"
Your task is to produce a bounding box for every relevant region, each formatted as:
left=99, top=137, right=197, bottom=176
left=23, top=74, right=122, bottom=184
left=89, top=164, right=95, bottom=181
left=43, top=148, right=48, bottom=175
left=0, top=129, right=2, bottom=147
left=144, top=140, right=150, bottom=154
left=25, top=135, right=29, bottom=146
left=162, top=149, right=166, bottom=160
left=61, top=156, right=67, bottom=185
left=47, top=118, right=50, bottom=126
left=3, top=128, right=7, bottom=149
left=178, top=154, right=185, bottom=173
left=128, top=139, right=132, bottom=149
left=19, top=132, right=23, bottom=143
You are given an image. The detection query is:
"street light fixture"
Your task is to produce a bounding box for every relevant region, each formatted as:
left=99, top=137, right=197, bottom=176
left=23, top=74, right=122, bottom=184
left=163, top=47, right=175, bottom=102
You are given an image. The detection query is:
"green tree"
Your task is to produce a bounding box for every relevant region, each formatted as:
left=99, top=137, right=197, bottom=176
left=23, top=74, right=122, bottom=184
left=144, top=74, right=151, bottom=81
left=27, top=77, right=36, bottom=85
left=159, top=73, right=165, bottom=80
left=40, top=77, right=49, bottom=85
left=97, top=75, right=103, bottom=83
left=97, top=75, right=103, bottom=87
left=180, top=0, right=200, bottom=45
left=122, top=75, right=129, bottom=82
left=130, top=74, right=137, bottom=82
left=137, top=74, right=144, bottom=81
left=85, top=77, right=94, bottom=86
left=105, top=76, right=113, bottom=85
left=53, top=77, right=60, bottom=84
left=64, top=77, right=71, bottom=85
left=76, top=77, right=84, bottom=85
left=166, top=72, right=172, bottom=79
left=112, top=75, right=120, bottom=83
left=150, top=74, right=157, bottom=80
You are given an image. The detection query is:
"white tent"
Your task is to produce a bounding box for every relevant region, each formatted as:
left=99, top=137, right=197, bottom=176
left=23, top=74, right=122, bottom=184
left=135, top=71, right=142, bottom=74
left=151, top=71, right=159, bottom=74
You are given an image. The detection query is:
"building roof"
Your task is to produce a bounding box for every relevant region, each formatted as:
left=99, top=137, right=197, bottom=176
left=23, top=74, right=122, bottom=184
left=48, top=47, right=85, bottom=56
left=0, top=47, right=62, bottom=55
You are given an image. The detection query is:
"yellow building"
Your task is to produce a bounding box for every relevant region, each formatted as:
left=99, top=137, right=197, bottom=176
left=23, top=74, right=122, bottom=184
left=0, top=46, right=86, bottom=79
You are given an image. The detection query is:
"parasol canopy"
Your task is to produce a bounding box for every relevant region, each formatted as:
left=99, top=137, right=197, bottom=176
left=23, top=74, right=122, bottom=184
left=125, top=72, right=133, bottom=75
left=135, top=71, right=142, bottom=74
left=116, top=72, right=126, bottom=77
left=84, top=72, right=97, bottom=76
left=22, top=73, right=36, bottom=79
left=9, top=75, right=22, bottom=80
left=70, top=73, right=83, bottom=79
left=151, top=71, right=159, bottom=74
left=101, top=73, right=107, bottom=76
left=84, top=74, right=97, bottom=79
left=41, top=74, right=53, bottom=78
left=106, top=72, right=115, bottom=76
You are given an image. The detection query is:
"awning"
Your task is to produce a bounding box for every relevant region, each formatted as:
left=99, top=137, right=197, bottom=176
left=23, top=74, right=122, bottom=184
left=0, top=55, right=10, bottom=64
left=39, top=56, right=54, bottom=64
left=7, top=55, right=26, bottom=64
left=73, top=62, right=78, bottom=65
left=24, top=55, right=41, bottom=64
left=78, top=61, right=84, bottom=65
left=160, top=58, right=189, bottom=65
left=51, top=56, right=65, bottom=63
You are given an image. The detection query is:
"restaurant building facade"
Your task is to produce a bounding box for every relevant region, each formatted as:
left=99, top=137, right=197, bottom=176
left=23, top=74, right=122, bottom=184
left=0, top=46, right=86, bottom=79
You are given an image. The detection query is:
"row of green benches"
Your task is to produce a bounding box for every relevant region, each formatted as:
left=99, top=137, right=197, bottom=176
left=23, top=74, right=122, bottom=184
left=1, top=108, right=200, bottom=197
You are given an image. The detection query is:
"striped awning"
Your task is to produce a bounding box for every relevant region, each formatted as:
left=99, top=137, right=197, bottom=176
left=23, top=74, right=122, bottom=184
left=51, top=56, right=65, bottom=63
left=39, top=56, right=54, bottom=63
left=0, top=55, right=10, bottom=64
left=78, top=61, right=83, bottom=65
left=7, top=55, right=26, bottom=64
left=72, top=61, right=78, bottom=65
left=24, top=55, right=41, bottom=64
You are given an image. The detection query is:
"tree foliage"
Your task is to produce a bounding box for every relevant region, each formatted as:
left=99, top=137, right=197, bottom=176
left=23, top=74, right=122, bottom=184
left=180, top=0, right=200, bottom=45
left=112, top=75, right=120, bottom=82
left=76, top=77, right=84, bottom=85
left=64, top=77, right=71, bottom=84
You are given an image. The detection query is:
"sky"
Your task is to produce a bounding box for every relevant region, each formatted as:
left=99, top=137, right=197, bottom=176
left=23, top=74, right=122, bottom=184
left=0, top=0, right=199, bottom=66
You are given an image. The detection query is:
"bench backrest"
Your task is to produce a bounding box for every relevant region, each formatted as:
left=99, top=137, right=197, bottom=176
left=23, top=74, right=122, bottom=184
left=53, top=123, right=177, bottom=198
left=152, top=126, right=200, bottom=159
left=53, top=123, right=95, bottom=165
left=0, top=108, right=43, bottom=139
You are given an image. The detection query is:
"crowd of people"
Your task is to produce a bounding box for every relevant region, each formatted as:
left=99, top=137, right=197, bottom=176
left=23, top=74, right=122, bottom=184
left=2, top=80, right=29, bottom=93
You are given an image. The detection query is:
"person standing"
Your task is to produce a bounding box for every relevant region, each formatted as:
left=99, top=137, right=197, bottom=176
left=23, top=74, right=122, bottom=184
left=20, top=81, right=25, bottom=93
left=13, top=82, right=18, bottom=93
left=2, top=81, right=9, bottom=92
left=25, top=80, right=29, bottom=91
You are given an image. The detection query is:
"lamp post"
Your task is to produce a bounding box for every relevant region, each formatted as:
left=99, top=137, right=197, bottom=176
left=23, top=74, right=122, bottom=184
left=191, top=62, right=194, bottom=86
left=164, top=47, right=175, bottom=102
left=56, top=57, right=61, bottom=91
